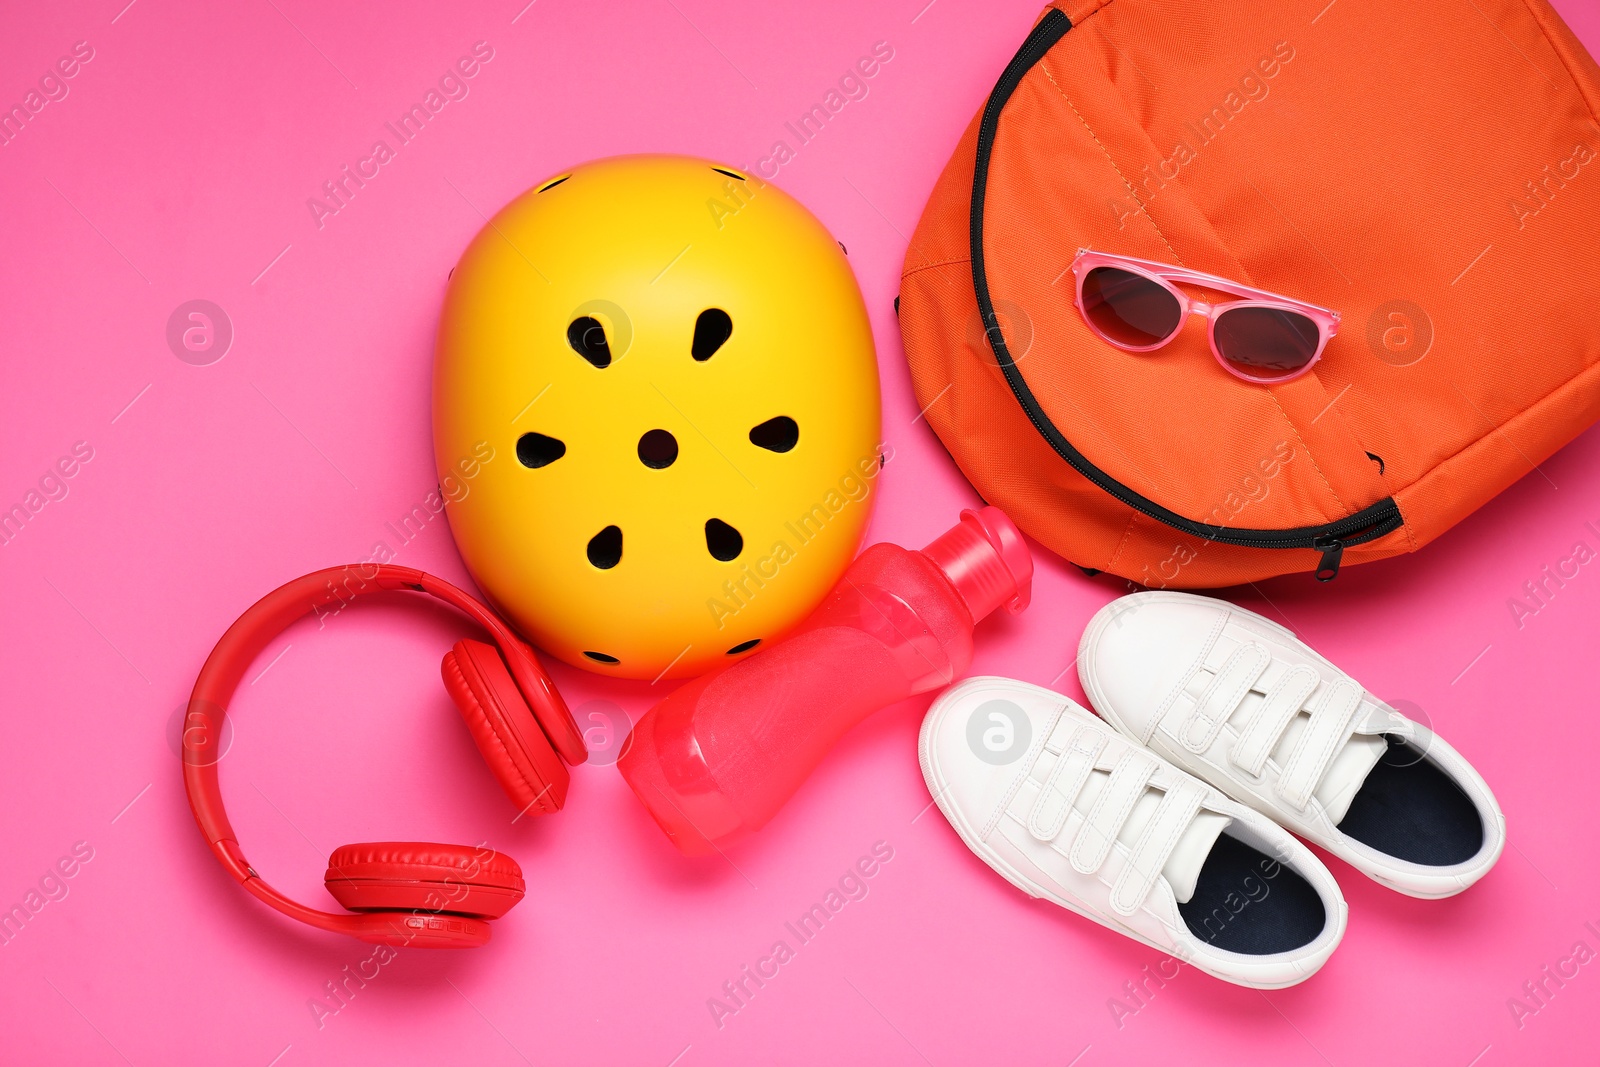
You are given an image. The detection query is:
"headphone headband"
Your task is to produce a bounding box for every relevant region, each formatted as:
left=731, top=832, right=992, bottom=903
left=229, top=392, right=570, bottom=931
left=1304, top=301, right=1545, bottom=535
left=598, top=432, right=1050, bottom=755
left=182, top=563, right=577, bottom=941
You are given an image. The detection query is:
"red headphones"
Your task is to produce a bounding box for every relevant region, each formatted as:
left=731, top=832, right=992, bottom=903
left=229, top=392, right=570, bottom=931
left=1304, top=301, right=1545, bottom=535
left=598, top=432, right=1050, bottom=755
left=182, top=563, right=585, bottom=948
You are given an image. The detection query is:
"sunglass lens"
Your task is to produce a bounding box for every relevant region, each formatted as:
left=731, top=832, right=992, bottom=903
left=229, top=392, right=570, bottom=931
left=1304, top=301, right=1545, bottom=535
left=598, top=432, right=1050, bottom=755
left=1213, top=307, right=1320, bottom=379
left=1081, top=266, right=1183, bottom=348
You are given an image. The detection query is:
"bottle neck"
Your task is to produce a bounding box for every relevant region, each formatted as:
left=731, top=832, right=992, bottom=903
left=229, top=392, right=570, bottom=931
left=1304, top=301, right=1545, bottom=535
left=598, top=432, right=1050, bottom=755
left=920, top=507, right=1034, bottom=621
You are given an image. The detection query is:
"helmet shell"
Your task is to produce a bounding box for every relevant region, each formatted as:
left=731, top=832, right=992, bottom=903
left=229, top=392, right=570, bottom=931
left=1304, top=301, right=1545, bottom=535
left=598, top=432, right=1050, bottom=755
left=434, top=155, right=882, bottom=680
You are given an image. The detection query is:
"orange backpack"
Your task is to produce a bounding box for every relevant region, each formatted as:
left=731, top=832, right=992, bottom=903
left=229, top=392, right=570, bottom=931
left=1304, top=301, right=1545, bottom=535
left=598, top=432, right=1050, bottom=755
left=899, top=0, right=1600, bottom=587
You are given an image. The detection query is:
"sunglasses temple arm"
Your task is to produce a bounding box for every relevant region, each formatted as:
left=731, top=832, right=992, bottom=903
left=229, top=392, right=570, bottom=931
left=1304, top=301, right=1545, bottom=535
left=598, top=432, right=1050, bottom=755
left=1165, top=266, right=1333, bottom=315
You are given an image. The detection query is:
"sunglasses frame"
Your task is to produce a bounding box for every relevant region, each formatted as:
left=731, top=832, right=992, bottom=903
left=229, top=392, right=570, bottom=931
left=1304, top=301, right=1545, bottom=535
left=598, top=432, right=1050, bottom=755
left=1070, top=249, right=1341, bottom=384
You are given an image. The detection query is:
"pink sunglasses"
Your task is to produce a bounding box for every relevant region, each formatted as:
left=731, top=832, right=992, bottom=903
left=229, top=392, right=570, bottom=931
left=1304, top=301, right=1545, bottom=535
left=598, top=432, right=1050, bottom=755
left=1070, top=249, right=1340, bottom=384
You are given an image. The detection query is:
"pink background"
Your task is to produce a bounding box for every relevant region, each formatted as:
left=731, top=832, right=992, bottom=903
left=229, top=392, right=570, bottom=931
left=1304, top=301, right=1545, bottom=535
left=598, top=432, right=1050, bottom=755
left=3, top=1, right=1598, bottom=1063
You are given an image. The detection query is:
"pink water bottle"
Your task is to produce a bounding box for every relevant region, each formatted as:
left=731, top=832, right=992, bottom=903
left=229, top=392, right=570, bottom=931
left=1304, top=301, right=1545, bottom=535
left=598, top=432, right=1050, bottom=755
left=618, top=507, right=1033, bottom=854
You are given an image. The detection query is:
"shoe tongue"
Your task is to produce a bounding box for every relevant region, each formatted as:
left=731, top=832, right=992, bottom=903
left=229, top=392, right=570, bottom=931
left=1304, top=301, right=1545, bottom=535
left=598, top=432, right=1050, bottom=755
left=1270, top=713, right=1389, bottom=825
left=1075, top=772, right=1231, bottom=905
left=1320, top=733, right=1388, bottom=824
left=1162, top=810, right=1231, bottom=904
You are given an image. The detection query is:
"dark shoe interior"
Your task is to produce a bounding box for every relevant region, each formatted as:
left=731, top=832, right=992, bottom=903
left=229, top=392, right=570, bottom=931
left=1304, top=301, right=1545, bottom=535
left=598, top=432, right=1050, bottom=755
left=1178, top=833, right=1326, bottom=954
left=1337, top=735, right=1484, bottom=865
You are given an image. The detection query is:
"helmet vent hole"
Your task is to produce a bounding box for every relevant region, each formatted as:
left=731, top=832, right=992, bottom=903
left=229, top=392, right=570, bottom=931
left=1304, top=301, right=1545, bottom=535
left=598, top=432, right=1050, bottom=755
left=704, top=519, right=743, bottom=561
left=727, top=639, right=760, bottom=655
left=516, top=432, right=566, bottom=468
left=587, top=525, right=623, bottom=569
left=748, top=416, right=799, bottom=453
left=538, top=175, right=571, bottom=192
left=637, top=429, right=679, bottom=469
left=568, top=316, right=613, bottom=368
left=583, top=650, right=619, bottom=664
left=712, top=167, right=746, bottom=180
left=692, top=309, right=732, bottom=361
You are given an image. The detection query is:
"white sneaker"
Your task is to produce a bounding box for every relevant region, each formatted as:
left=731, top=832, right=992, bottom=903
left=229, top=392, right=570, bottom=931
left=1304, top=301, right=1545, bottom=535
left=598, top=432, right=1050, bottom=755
left=1078, top=591, right=1506, bottom=900
left=920, top=676, right=1347, bottom=989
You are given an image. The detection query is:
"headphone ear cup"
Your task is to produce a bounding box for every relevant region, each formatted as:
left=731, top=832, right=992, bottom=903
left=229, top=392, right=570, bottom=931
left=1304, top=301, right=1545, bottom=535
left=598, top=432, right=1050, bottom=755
left=442, top=640, right=570, bottom=815
left=325, top=842, right=525, bottom=921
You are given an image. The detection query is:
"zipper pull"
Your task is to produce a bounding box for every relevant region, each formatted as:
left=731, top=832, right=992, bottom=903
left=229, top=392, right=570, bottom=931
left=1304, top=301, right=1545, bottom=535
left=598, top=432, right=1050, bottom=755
left=1313, top=537, right=1344, bottom=582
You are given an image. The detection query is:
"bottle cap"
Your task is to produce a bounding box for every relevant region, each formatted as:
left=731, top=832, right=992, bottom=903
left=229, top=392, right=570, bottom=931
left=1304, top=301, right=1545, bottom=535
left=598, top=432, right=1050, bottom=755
left=921, top=506, right=1034, bottom=621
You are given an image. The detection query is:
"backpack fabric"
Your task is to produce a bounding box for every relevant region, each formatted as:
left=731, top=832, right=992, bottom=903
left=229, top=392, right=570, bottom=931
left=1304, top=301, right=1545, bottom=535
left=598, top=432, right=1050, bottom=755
left=899, top=0, right=1600, bottom=587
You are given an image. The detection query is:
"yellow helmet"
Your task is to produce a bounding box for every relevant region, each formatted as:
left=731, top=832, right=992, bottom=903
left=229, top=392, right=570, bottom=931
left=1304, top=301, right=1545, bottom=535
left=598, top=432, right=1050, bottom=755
left=434, top=155, right=882, bottom=680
